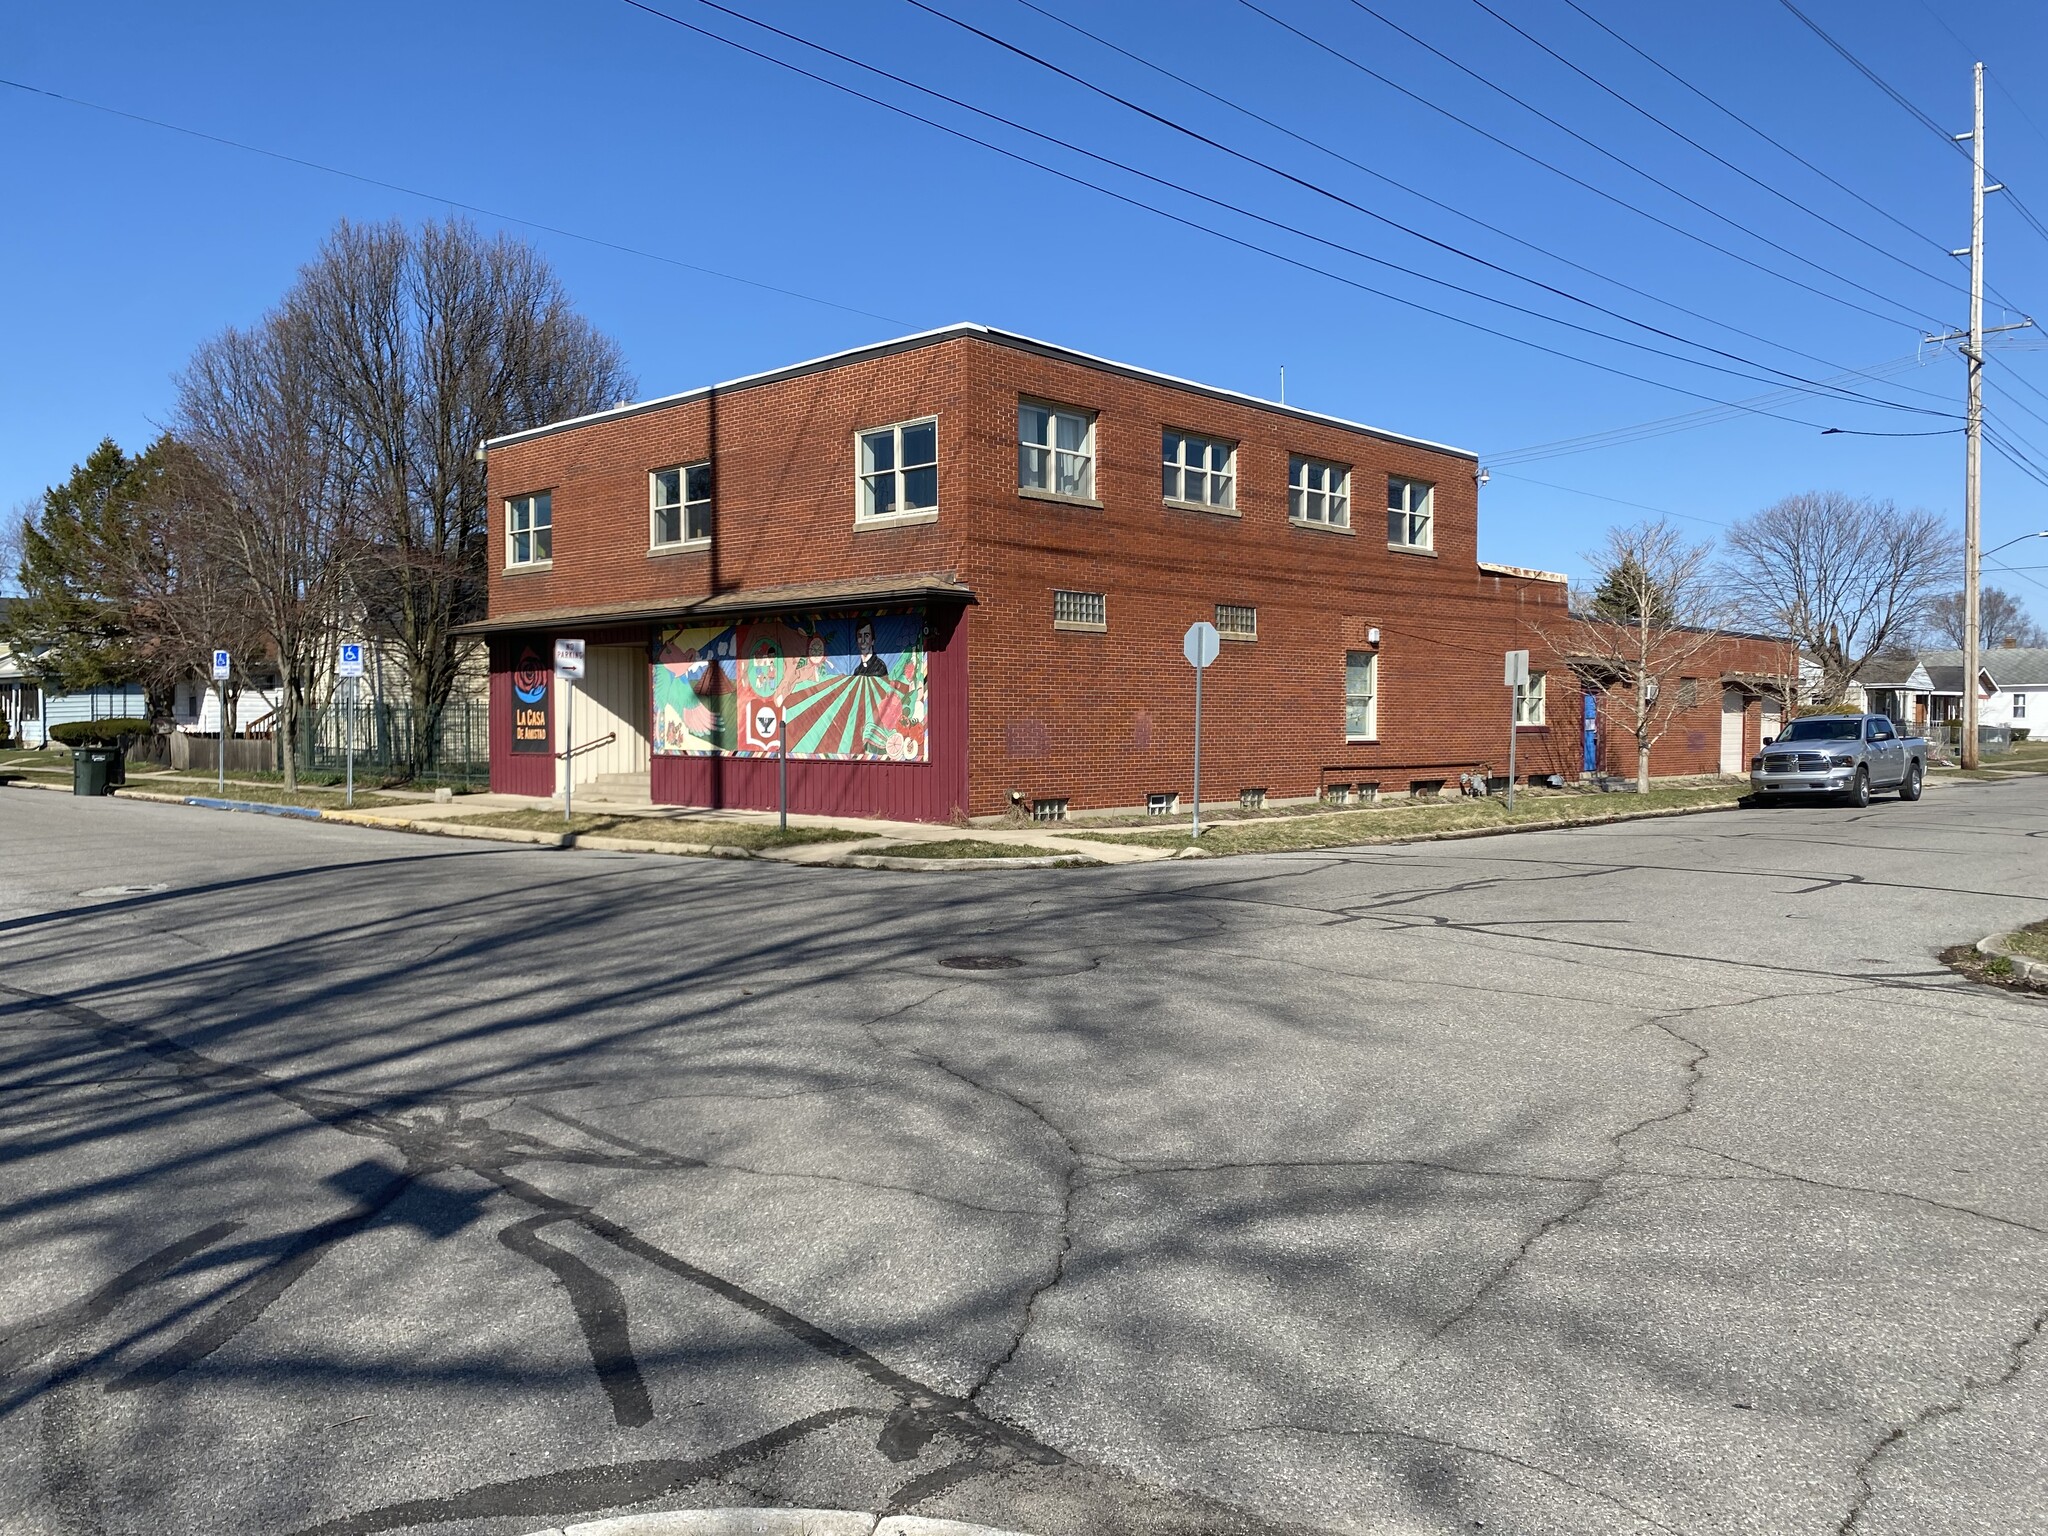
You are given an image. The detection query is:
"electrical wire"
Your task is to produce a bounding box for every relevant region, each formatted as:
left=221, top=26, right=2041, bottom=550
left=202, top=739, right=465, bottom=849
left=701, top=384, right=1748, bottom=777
left=1466, top=0, right=1973, bottom=302
left=621, top=0, right=1936, bottom=429
left=0, top=75, right=912, bottom=327
left=1232, top=0, right=1940, bottom=338
left=1001, top=0, right=1956, bottom=410
left=1332, top=0, right=1949, bottom=331
left=889, top=0, right=1957, bottom=416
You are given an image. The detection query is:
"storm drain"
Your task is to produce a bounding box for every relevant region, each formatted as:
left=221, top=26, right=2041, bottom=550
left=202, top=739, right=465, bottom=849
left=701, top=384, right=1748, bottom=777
left=939, top=954, right=1024, bottom=971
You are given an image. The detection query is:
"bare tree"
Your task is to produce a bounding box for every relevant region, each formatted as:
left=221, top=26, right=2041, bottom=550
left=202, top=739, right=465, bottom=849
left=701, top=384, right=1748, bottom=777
left=174, top=308, right=362, bottom=790
left=1721, top=491, right=1957, bottom=698
left=1923, top=586, right=2048, bottom=650
left=288, top=218, right=631, bottom=774
left=0, top=499, right=31, bottom=598
left=1535, top=519, right=1728, bottom=794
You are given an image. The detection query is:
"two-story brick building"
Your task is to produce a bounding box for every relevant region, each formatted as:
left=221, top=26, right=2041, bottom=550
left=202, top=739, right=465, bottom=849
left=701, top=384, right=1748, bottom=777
left=466, top=324, right=1787, bottom=821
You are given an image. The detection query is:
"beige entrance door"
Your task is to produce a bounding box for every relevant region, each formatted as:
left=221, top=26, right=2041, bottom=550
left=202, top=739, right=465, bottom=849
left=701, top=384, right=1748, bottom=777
left=557, top=644, right=651, bottom=795
left=1761, top=698, right=1783, bottom=744
left=1720, top=687, right=1747, bottom=774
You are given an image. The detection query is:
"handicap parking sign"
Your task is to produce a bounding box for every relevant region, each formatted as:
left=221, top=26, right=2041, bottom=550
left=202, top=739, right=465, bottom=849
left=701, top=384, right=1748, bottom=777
left=337, top=643, right=365, bottom=679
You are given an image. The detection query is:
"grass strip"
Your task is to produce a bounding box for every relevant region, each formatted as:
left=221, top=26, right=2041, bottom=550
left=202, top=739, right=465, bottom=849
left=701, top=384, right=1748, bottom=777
left=867, top=838, right=1086, bottom=860
left=1068, top=784, right=1744, bottom=855
left=444, top=809, right=863, bottom=851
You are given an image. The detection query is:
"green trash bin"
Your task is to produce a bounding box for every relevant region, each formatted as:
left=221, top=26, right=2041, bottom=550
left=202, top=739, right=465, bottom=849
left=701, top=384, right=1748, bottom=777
left=72, top=748, right=117, bottom=797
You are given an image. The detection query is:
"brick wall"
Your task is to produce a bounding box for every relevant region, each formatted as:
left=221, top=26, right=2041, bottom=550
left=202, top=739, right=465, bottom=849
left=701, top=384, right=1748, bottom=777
left=483, top=330, right=1789, bottom=818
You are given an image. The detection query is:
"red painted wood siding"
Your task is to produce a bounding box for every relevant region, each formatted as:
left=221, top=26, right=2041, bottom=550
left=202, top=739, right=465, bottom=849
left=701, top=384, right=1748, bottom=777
left=488, top=635, right=558, bottom=797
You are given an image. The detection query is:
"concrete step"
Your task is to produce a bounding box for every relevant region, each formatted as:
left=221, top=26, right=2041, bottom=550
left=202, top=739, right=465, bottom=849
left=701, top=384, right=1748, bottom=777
left=584, top=771, right=652, bottom=805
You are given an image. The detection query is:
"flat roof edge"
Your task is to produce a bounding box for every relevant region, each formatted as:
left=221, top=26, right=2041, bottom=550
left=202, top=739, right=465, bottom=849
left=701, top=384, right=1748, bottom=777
left=484, top=324, right=1477, bottom=459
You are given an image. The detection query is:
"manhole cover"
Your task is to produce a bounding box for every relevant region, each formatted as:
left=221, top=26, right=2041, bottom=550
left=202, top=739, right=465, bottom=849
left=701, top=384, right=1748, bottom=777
left=939, top=954, right=1024, bottom=970
left=79, top=883, right=169, bottom=898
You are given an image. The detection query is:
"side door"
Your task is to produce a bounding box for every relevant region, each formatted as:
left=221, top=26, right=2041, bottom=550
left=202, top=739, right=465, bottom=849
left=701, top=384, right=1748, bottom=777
left=1866, top=717, right=1901, bottom=785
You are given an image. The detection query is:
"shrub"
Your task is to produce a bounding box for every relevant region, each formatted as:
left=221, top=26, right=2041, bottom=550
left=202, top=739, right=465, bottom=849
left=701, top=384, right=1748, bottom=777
left=50, top=717, right=154, bottom=748
left=2014, top=728, right=2031, bottom=743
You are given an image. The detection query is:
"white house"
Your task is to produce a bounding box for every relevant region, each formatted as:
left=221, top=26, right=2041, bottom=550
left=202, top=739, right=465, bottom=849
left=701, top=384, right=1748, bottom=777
left=1923, top=647, right=2048, bottom=733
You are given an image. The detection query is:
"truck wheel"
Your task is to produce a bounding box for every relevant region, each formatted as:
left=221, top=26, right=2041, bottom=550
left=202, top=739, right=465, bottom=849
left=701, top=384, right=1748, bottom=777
left=1848, top=767, right=1870, bottom=807
left=1900, top=762, right=1923, bottom=801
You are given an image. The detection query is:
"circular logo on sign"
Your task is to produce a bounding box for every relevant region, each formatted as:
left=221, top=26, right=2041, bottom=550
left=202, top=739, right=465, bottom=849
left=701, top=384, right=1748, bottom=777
left=513, top=648, right=548, bottom=704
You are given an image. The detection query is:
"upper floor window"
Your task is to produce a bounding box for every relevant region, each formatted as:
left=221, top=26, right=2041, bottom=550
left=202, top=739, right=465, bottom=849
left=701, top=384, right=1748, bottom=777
left=1290, top=456, right=1350, bottom=527
left=1019, top=403, right=1095, bottom=500
left=858, top=418, right=938, bottom=520
left=1162, top=430, right=1235, bottom=510
left=1515, top=670, right=1547, bottom=726
left=1388, top=476, right=1434, bottom=549
left=651, top=463, right=712, bottom=548
left=2016, top=691, right=2028, bottom=718
left=506, top=492, right=552, bottom=567
left=1345, top=650, right=1377, bottom=740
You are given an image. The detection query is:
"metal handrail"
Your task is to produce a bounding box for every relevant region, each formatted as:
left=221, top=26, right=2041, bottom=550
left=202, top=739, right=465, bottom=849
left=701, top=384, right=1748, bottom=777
left=556, top=731, right=617, bottom=762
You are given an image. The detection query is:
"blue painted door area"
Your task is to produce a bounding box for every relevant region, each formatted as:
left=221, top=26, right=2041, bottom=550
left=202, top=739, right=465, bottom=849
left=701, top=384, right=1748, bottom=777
left=1583, top=691, right=1599, bottom=773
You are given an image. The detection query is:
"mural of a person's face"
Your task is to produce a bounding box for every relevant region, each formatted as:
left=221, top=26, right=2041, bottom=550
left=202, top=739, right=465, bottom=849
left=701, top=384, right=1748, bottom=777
left=856, top=623, right=875, bottom=659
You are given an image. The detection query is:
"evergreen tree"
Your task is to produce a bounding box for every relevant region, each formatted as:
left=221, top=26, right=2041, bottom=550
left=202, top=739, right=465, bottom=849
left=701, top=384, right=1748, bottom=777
left=1587, top=553, right=1677, bottom=626
left=3, top=440, right=160, bottom=693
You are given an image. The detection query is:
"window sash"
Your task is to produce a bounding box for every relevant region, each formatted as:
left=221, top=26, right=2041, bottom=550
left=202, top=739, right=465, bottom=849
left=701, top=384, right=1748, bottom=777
left=1289, top=457, right=1351, bottom=526
left=1345, top=650, right=1377, bottom=738
left=1515, top=672, right=1547, bottom=726
left=1387, top=477, right=1434, bottom=547
left=1163, top=431, right=1235, bottom=508
left=860, top=420, right=938, bottom=518
left=652, top=464, right=712, bottom=546
left=507, top=493, right=551, bottom=565
left=1020, top=405, right=1095, bottom=499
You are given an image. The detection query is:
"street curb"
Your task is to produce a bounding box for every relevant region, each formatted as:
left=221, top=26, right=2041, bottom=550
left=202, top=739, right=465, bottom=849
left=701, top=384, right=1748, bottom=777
left=177, top=795, right=325, bottom=820
left=826, top=851, right=1102, bottom=871
left=530, top=1511, right=1032, bottom=1536
left=1977, top=932, right=2048, bottom=984
left=317, top=812, right=759, bottom=859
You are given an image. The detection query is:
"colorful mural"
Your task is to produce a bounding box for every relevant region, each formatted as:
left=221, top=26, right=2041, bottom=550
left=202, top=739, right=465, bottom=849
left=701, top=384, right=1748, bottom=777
left=511, top=645, right=551, bottom=754
left=653, top=609, right=929, bottom=762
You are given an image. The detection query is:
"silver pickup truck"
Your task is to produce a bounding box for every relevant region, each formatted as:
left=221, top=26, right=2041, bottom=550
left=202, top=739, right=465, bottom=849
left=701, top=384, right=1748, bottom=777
left=1749, top=713, right=1927, bottom=807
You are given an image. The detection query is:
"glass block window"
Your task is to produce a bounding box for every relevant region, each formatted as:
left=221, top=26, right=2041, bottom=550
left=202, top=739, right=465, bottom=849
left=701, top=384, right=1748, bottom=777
left=1053, top=589, right=1107, bottom=630
left=1216, top=604, right=1257, bottom=641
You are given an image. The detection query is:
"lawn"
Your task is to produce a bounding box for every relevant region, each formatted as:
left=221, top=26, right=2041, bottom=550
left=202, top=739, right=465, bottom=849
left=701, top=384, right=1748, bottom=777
left=161, top=783, right=406, bottom=811
left=443, top=809, right=865, bottom=851
left=1068, top=783, right=1746, bottom=856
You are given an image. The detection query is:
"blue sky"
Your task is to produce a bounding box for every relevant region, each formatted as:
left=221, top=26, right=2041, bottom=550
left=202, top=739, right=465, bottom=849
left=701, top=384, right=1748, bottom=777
left=5, top=0, right=2048, bottom=614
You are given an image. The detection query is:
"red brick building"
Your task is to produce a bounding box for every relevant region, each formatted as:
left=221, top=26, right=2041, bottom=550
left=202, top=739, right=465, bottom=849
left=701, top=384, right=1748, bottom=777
left=468, top=326, right=1789, bottom=820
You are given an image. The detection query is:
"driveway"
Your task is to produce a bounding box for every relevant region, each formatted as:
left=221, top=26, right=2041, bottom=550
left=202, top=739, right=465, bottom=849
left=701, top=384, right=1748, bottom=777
left=1, top=779, right=2044, bottom=1536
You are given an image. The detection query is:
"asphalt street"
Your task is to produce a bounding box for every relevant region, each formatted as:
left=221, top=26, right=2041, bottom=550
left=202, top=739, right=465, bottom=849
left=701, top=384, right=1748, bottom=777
left=1, top=779, right=2044, bottom=1536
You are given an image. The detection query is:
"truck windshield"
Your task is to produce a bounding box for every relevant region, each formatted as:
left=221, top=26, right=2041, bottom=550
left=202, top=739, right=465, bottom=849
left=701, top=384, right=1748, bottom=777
left=1777, top=719, right=1863, bottom=741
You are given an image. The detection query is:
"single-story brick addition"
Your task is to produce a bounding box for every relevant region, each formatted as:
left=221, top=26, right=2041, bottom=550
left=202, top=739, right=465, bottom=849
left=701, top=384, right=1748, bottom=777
left=466, top=325, right=1792, bottom=821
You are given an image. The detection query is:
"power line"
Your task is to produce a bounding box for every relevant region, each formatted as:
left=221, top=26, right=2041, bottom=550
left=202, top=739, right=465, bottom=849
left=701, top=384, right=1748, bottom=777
left=0, top=76, right=911, bottom=327
left=1488, top=470, right=1731, bottom=529
left=1332, top=0, right=1950, bottom=331
left=889, top=0, right=1957, bottom=416
left=1466, top=0, right=1974, bottom=303
left=1564, top=0, right=2007, bottom=299
left=626, top=0, right=1938, bottom=429
left=1002, top=0, right=1956, bottom=408
left=1232, top=0, right=1940, bottom=337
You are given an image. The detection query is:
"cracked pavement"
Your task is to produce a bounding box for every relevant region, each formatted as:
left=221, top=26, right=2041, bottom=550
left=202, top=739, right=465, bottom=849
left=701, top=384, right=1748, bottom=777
left=1, top=778, right=2045, bottom=1535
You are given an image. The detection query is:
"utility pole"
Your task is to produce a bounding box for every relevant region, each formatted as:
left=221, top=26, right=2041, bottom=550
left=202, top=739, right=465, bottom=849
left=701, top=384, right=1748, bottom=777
left=1961, top=62, right=1990, bottom=769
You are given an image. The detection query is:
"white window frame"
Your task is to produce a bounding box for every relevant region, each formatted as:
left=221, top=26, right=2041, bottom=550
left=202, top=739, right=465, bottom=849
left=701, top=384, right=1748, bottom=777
left=1162, top=429, right=1237, bottom=511
left=856, top=417, right=939, bottom=523
left=1289, top=456, right=1351, bottom=528
left=2012, top=690, right=2026, bottom=718
left=506, top=491, right=552, bottom=567
left=1515, top=670, right=1548, bottom=727
left=1345, top=650, right=1378, bottom=741
left=1052, top=589, right=1108, bottom=632
left=1019, top=402, right=1096, bottom=502
left=650, top=462, right=712, bottom=550
left=1388, top=475, right=1435, bottom=550
left=1215, top=603, right=1257, bottom=641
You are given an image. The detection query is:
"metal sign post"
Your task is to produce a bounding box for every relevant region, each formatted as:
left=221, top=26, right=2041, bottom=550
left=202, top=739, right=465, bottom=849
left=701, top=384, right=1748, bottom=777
left=1184, top=621, right=1220, bottom=838
left=1504, top=649, right=1529, bottom=812
left=777, top=693, right=789, bottom=836
left=554, top=639, right=586, bottom=824
left=337, top=643, right=365, bottom=809
left=210, top=649, right=231, bottom=795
